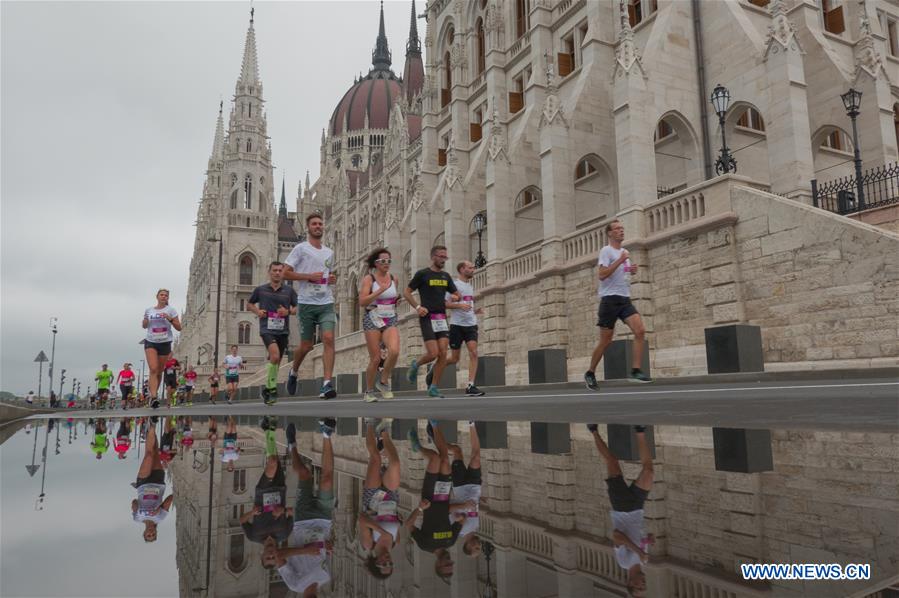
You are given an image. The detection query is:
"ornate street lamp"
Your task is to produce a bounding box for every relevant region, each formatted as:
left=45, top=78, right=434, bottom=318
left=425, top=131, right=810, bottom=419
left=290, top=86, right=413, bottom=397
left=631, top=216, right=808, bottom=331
left=711, top=84, right=737, bottom=175
left=840, top=87, right=866, bottom=209
left=473, top=212, right=487, bottom=269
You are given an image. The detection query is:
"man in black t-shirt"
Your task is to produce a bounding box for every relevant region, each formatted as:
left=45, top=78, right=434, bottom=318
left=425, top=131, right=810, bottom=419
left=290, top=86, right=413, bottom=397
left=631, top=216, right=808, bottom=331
left=403, top=245, right=460, bottom=397
left=240, top=457, right=294, bottom=544
left=405, top=420, right=471, bottom=581
left=248, top=262, right=298, bottom=405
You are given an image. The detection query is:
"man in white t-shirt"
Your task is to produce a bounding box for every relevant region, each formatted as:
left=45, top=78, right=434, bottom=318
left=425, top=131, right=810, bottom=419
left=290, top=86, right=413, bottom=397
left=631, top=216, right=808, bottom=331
left=26, top=391, right=35, bottom=405
left=584, top=219, right=652, bottom=391
left=222, top=345, right=243, bottom=405
left=283, top=213, right=339, bottom=400
left=439, top=261, right=486, bottom=396
left=588, top=423, right=655, bottom=597
left=262, top=418, right=336, bottom=596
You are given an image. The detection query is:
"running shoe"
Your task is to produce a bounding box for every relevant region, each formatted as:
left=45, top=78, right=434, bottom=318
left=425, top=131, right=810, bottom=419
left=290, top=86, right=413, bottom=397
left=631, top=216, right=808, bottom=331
left=374, top=379, right=394, bottom=400
left=584, top=371, right=599, bottom=391
left=287, top=370, right=298, bottom=396
left=586, top=424, right=599, bottom=433
left=427, top=384, right=443, bottom=398
left=318, top=418, right=336, bottom=438
left=375, top=418, right=393, bottom=436
left=425, top=364, right=434, bottom=388
left=628, top=370, right=652, bottom=384
left=260, top=416, right=275, bottom=431
left=407, top=359, right=419, bottom=383
left=286, top=422, right=297, bottom=446
left=363, top=390, right=378, bottom=403
left=465, top=384, right=485, bottom=397
left=407, top=428, right=422, bottom=452
left=264, top=394, right=278, bottom=406
left=227, top=398, right=233, bottom=405
left=319, top=381, right=337, bottom=400
left=151, top=399, right=160, bottom=410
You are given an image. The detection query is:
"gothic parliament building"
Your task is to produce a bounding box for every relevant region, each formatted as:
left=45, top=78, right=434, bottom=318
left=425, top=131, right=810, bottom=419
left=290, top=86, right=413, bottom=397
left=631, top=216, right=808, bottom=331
left=179, top=0, right=899, bottom=381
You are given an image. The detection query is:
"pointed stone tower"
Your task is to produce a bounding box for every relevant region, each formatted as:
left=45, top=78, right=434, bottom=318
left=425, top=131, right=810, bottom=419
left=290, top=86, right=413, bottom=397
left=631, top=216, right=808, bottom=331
left=178, top=8, right=277, bottom=374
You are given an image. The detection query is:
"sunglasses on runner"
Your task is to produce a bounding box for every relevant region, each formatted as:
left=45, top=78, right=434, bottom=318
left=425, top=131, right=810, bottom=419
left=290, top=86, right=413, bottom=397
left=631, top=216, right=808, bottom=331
left=375, top=258, right=392, bottom=264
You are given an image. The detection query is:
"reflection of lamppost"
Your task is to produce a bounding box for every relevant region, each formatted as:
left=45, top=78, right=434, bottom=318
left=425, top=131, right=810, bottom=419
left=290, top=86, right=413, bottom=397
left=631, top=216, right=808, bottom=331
left=711, top=84, right=737, bottom=175
left=207, top=235, right=224, bottom=369
left=473, top=212, right=487, bottom=269
left=840, top=87, right=866, bottom=210
left=481, top=541, right=495, bottom=598
left=48, top=318, right=58, bottom=400
left=35, top=421, right=51, bottom=510
left=25, top=422, right=40, bottom=477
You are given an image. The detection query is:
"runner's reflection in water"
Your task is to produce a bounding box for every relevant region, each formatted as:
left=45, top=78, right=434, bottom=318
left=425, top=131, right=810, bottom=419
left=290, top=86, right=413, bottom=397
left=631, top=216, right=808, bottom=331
left=449, top=421, right=483, bottom=558
left=132, top=417, right=173, bottom=542
left=406, top=420, right=470, bottom=581
left=159, top=417, right=176, bottom=467
left=113, top=418, right=132, bottom=459
left=358, top=418, right=401, bottom=579
left=241, top=416, right=293, bottom=545
left=90, top=419, right=108, bottom=460
left=261, top=418, right=336, bottom=597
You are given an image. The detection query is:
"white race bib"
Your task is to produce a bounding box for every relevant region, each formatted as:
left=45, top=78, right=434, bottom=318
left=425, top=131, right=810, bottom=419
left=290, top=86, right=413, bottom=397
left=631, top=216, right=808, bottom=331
left=368, top=313, right=386, bottom=329
left=267, top=316, right=285, bottom=331
left=377, top=500, right=398, bottom=520
left=262, top=491, right=282, bottom=512
left=376, top=303, right=396, bottom=319
left=148, top=326, right=169, bottom=342
left=430, top=314, right=449, bottom=333
left=433, top=481, right=452, bottom=502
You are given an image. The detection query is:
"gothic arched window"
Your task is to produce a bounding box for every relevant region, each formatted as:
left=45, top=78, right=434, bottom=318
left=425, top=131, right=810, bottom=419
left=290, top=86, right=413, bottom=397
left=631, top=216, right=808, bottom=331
left=239, top=254, right=254, bottom=285
left=238, top=322, right=251, bottom=345
left=246, top=139, right=252, bottom=153
left=244, top=175, right=252, bottom=210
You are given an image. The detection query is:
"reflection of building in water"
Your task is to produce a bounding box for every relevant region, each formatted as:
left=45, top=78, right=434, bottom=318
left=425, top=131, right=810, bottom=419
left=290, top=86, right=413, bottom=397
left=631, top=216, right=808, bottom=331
left=170, top=419, right=302, bottom=598
left=298, top=420, right=897, bottom=598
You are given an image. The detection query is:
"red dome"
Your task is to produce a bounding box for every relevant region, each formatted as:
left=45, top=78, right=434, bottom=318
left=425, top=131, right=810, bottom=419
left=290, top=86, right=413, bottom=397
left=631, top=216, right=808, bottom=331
left=330, top=71, right=402, bottom=136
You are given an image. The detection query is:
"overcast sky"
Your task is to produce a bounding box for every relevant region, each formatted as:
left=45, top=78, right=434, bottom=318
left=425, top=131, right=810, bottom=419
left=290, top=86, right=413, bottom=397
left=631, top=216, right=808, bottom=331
left=1, top=1, right=420, bottom=395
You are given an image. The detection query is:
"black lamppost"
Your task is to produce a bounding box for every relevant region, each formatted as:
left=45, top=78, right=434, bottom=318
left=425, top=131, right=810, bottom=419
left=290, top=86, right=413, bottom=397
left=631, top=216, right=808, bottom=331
left=840, top=87, right=866, bottom=210
left=711, top=84, right=737, bottom=175
left=473, top=212, right=487, bottom=268
left=48, top=318, right=58, bottom=401
left=481, top=541, right=495, bottom=598
left=208, top=235, right=224, bottom=369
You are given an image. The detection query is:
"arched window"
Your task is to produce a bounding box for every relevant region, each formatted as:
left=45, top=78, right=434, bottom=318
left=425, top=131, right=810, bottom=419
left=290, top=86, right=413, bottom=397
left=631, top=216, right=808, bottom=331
left=574, top=155, right=616, bottom=228
left=232, top=468, right=247, bottom=493
left=443, top=50, right=452, bottom=107
left=516, top=0, right=529, bottom=38
left=736, top=107, right=765, bottom=132
left=476, top=19, right=486, bottom=74
left=246, top=139, right=252, bottom=153
left=821, top=129, right=852, bottom=152
left=352, top=154, right=362, bottom=168
left=514, top=186, right=542, bottom=209
left=244, top=175, right=252, bottom=210
left=239, top=254, right=253, bottom=285
left=238, top=322, right=251, bottom=344
left=575, top=158, right=598, bottom=180
left=227, top=534, right=246, bottom=574
left=248, top=102, right=252, bottom=118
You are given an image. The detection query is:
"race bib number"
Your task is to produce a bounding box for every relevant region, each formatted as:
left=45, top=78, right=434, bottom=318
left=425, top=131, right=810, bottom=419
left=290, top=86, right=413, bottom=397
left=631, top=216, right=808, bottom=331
left=227, top=368, right=238, bottom=375
left=376, top=500, right=398, bottom=520
left=262, top=491, right=282, bottom=512
left=148, top=326, right=169, bottom=342
left=376, top=302, right=396, bottom=319
left=267, top=312, right=286, bottom=331
left=368, top=312, right=386, bottom=329
left=140, top=486, right=161, bottom=503
left=432, top=481, right=452, bottom=502
left=430, top=314, right=449, bottom=333
left=462, top=295, right=474, bottom=307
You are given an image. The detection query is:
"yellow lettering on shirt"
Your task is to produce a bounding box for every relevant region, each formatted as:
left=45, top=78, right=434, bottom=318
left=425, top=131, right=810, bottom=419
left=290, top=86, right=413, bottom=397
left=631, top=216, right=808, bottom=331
left=433, top=531, right=453, bottom=539
left=429, top=280, right=448, bottom=287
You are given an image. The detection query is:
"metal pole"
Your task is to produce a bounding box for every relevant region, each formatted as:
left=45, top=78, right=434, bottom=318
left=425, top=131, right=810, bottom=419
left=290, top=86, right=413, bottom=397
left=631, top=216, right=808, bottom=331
left=205, top=447, right=215, bottom=592
left=213, top=239, right=224, bottom=368
left=37, top=361, right=43, bottom=401
left=850, top=113, right=866, bottom=210
left=48, top=321, right=58, bottom=399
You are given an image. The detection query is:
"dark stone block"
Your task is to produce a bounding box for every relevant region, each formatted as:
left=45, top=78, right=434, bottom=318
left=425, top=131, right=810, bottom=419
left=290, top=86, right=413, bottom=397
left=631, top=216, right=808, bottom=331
left=391, top=368, right=417, bottom=392
left=435, top=420, right=458, bottom=444
left=299, top=417, right=318, bottom=432
left=530, top=422, right=571, bottom=454
left=475, top=356, right=506, bottom=387
left=603, top=339, right=651, bottom=380
left=713, top=428, right=773, bottom=473
left=705, top=324, right=764, bottom=374
left=336, top=374, right=358, bottom=395
left=391, top=419, right=417, bottom=441
left=298, top=379, right=319, bottom=398
left=474, top=421, right=508, bottom=449
left=607, top=424, right=656, bottom=461
left=336, top=418, right=358, bottom=436
left=434, top=363, right=456, bottom=389
left=528, top=349, right=568, bottom=384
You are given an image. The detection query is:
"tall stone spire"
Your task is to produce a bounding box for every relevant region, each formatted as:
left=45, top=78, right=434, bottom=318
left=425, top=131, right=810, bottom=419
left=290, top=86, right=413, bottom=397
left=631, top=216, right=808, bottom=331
left=406, top=0, right=421, bottom=55
left=210, top=100, right=225, bottom=162
left=372, top=0, right=392, bottom=71
left=279, top=174, right=287, bottom=216
left=239, top=8, right=260, bottom=88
